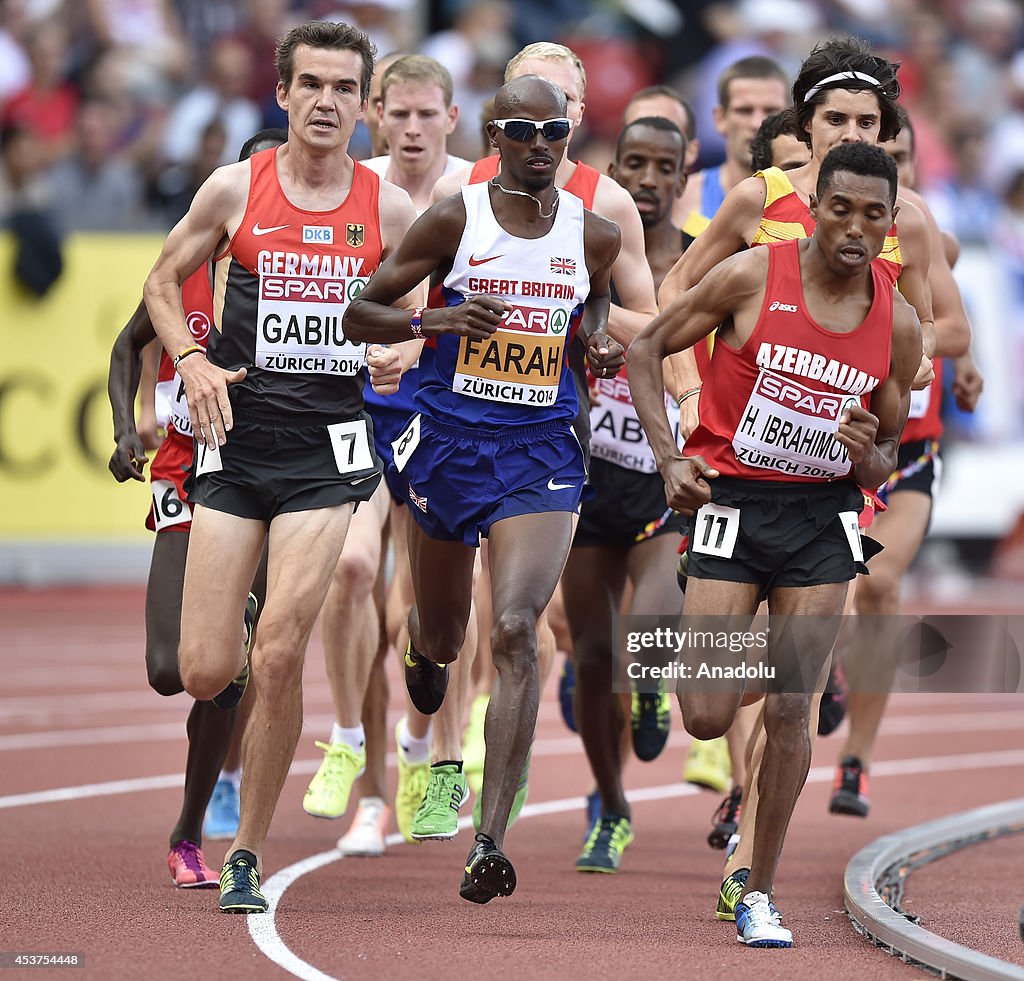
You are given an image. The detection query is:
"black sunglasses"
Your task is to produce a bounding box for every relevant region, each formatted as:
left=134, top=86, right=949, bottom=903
left=492, top=118, right=572, bottom=143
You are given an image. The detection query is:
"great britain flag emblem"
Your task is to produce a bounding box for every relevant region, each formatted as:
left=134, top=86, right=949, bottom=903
left=550, top=256, right=576, bottom=275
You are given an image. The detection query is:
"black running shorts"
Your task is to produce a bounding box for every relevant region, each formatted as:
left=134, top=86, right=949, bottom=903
left=185, top=410, right=382, bottom=523
left=685, top=477, right=864, bottom=590
left=574, top=457, right=685, bottom=549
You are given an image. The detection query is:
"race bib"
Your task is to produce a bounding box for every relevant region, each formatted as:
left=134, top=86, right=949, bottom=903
left=453, top=303, right=569, bottom=406
left=255, top=264, right=367, bottom=376
left=838, top=510, right=864, bottom=563
left=732, top=369, right=855, bottom=480
left=908, top=384, right=930, bottom=420
left=327, top=419, right=374, bottom=475
left=391, top=414, right=421, bottom=474
left=195, top=439, right=223, bottom=476
left=150, top=478, right=192, bottom=531
left=691, top=503, right=740, bottom=559
left=156, top=376, right=193, bottom=437
left=589, top=375, right=679, bottom=474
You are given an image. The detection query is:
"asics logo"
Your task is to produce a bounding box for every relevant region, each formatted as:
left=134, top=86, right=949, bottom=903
left=768, top=300, right=798, bottom=313
left=467, top=253, right=504, bottom=266
left=547, top=478, right=574, bottom=491
left=252, top=222, right=290, bottom=236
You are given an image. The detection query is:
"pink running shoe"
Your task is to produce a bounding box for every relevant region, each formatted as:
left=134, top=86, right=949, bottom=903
left=167, top=840, right=219, bottom=888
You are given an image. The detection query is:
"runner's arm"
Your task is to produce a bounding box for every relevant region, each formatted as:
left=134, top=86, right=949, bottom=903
left=580, top=212, right=623, bottom=376
left=108, top=299, right=158, bottom=482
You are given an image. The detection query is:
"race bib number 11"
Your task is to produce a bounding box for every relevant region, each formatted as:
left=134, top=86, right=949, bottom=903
left=691, top=503, right=741, bottom=559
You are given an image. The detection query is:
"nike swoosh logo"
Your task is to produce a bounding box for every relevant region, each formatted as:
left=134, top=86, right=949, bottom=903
left=467, top=253, right=504, bottom=266
left=252, top=222, right=290, bottom=236
left=547, top=478, right=575, bottom=491
left=350, top=470, right=381, bottom=485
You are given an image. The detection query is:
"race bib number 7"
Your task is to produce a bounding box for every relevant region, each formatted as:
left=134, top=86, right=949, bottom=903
left=327, top=419, right=374, bottom=475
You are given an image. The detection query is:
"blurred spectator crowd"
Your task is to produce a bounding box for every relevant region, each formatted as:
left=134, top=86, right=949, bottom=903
left=1, top=0, right=1023, bottom=435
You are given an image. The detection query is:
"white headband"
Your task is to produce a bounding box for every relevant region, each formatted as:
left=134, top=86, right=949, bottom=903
left=803, top=70, right=883, bottom=102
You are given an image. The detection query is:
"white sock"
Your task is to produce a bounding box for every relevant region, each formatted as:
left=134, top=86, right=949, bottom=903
left=397, top=715, right=431, bottom=764
left=331, top=723, right=365, bottom=751
left=221, top=768, right=241, bottom=791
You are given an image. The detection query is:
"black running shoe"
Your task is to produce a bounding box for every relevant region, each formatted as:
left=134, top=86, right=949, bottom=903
left=829, top=755, right=870, bottom=817
left=219, top=849, right=268, bottom=914
left=631, top=684, right=671, bottom=761
left=212, top=593, right=258, bottom=710
left=818, top=660, right=848, bottom=737
left=708, top=785, right=742, bottom=849
left=404, top=643, right=449, bottom=715
left=460, top=834, right=516, bottom=904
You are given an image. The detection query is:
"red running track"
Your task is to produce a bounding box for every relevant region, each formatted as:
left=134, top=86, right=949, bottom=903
left=2, top=586, right=1022, bottom=981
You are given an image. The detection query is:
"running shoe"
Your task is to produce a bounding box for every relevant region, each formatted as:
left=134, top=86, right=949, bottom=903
left=167, top=840, right=218, bottom=888
left=829, top=755, right=870, bottom=817
left=676, top=549, right=689, bottom=594
left=404, top=643, right=448, bottom=715
left=203, top=778, right=240, bottom=840
left=558, top=657, right=577, bottom=733
left=394, top=722, right=430, bottom=843
left=575, top=815, right=634, bottom=873
left=708, top=785, right=743, bottom=849
left=735, top=891, right=792, bottom=947
left=472, top=751, right=530, bottom=831
left=460, top=833, right=517, bottom=904
left=683, top=736, right=731, bottom=793
left=219, top=849, right=268, bottom=914
left=462, top=694, right=488, bottom=798
left=818, top=660, right=848, bottom=737
left=212, top=593, right=258, bottom=710
left=584, top=789, right=601, bottom=839
left=337, top=797, right=390, bottom=857
left=716, top=866, right=750, bottom=921
left=411, top=762, right=469, bottom=840
left=631, top=683, right=672, bottom=761
left=303, top=741, right=366, bottom=819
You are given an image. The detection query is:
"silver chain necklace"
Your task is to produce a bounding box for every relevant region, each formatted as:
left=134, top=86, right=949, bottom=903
left=489, top=178, right=558, bottom=219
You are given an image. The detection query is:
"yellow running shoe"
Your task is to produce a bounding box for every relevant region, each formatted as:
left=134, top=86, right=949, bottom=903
left=683, top=736, right=731, bottom=793
left=394, top=722, right=430, bottom=843
left=462, top=694, right=488, bottom=798
left=303, top=741, right=365, bottom=819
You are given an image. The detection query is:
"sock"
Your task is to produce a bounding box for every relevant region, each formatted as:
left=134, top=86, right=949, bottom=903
left=228, top=848, right=258, bottom=867
left=221, top=768, right=241, bottom=791
left=432, top=759, right=462, bottom=770
left=331, top=723, right=365, bottom=751
left=397, top=715, right=431, bottom=764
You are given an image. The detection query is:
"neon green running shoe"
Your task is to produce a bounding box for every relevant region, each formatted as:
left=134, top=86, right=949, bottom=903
left=411, top=763, right=469, bottom=840
left=394, top=722, right=430, bottom=843
left=302, top=741, right=365, bottom=819
left=462, top=694, right=488, bottom=798
left=472, top=750, right=530, bottom=832
left=575, top=815, right=634, bottom=873
left=716, top=867, right=750, bottom=921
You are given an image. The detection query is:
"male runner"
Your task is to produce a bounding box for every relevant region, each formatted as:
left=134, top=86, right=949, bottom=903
left=344, top=74, right=623, bottom=903
left=143, top=21, right=421, bottom=914
left=622, top=85, right=700, bottom=172
left=108, top=128, right=286, bottom=887
left=628, top=142, right=922, bottom=946
left=564, top=116, right=690, bottom=874
left=750, top=111, right=812, bottom=173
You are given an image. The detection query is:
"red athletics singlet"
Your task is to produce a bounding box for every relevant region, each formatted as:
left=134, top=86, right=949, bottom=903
left=155, top=266, right=214, bottom=440
left=902, top=358, right=943, bottom=441
left=210, top=145, right=383, bottom=416
left=468, top=155, right=601, bottom=208
left=687, top=239, right=893, bottom=482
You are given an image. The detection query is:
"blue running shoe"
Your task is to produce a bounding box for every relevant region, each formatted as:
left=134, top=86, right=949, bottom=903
left=735, top=891, right=792, bottom=947
left=204, top=778, right=239, bottom=840
left=558, top=657, right=577, bottom=733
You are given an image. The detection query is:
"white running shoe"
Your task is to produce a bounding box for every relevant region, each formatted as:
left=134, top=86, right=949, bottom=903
left=735, top=890, right=793, bottom=947
left=337, top=797, right=390, bottom=857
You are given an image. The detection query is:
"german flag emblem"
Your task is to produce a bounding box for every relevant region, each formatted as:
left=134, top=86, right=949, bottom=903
left=346, top=223, right=365, bottom=247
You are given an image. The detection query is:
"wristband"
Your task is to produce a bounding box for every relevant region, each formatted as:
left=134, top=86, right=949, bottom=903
left=410, top=307, right=425, bottom=340
left=172, top=345, right=202, bottom=369
left=677, top=386, right=701, bottom=406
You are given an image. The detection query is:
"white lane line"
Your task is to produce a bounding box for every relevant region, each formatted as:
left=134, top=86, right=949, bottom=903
left=249, top=748, right=1024, bottom=981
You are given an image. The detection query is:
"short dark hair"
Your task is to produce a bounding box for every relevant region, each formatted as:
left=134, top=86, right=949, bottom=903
left=239, top=127, right=288, bottom=161
left=750, top=109, right=799, bottom=171
left=627, top=85, right=696, bottom=140
left=718, top=56, right=789, bottom=110
left=275, top=21, right=376, bottom=101
left=816, top=141, right=898, bottom=206
left=893, top=103, right=914, bottom=154
left=793, top=36, right=901, bottom=147
left=615, top=116, right=686, bottom=162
